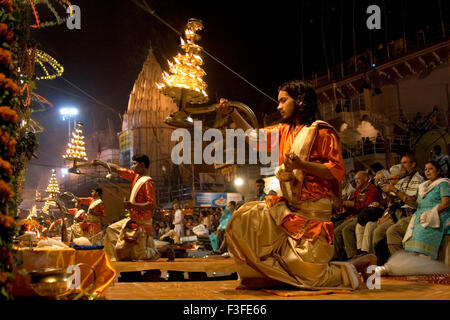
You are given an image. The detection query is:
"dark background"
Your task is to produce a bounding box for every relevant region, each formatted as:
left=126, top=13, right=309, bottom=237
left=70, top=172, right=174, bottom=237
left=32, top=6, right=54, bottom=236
left=24, top=0, right=448, bottom=188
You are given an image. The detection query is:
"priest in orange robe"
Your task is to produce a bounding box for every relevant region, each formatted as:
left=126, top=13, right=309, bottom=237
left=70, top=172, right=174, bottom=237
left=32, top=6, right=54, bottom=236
left=75, top=188, right=105, bottom=244
left=91, top=155, right=173, bottom=261
left=218, top=80, right=376, bottom=290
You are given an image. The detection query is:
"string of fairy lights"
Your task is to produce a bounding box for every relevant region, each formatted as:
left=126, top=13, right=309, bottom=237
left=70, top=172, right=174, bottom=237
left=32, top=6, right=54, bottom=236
left=34, top=49, right=64, bottom=80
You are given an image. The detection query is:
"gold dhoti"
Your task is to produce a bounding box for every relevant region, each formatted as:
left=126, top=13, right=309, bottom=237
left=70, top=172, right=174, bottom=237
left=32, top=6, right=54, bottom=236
left=67, top=222, right=84, bottom=242
left=226, top=198, right=359, bottom=290
left=103, top=218, right=160, bottom=261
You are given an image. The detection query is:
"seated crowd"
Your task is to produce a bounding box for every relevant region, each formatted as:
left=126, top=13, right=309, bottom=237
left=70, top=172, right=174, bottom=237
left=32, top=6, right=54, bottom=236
left=333, top=152, right=450, bottom=267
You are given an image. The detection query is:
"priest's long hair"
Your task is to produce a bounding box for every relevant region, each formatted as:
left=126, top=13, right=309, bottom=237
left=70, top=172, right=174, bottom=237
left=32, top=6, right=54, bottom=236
left=278, top=80, right=322, bottom=126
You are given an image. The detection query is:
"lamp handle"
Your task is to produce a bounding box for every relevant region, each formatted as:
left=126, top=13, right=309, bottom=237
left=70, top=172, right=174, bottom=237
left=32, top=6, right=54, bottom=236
left=184, top=101, right=259, bottom=129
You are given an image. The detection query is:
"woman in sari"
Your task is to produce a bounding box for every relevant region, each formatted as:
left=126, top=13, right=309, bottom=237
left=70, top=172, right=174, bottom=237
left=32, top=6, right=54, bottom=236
left=403, top=161, right=450, bottom=259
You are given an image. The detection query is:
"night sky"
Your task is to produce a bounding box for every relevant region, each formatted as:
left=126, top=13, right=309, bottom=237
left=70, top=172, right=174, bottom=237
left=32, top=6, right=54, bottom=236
left=23, top=0, right=448, bottom=190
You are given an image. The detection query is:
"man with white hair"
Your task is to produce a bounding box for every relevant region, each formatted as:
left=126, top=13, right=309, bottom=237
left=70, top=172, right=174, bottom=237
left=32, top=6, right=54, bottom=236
left=334, top=171, right=381, bottom=260
left=373, top=155, right=424, bottom=265
left=356, top=167, right=399, bottom=254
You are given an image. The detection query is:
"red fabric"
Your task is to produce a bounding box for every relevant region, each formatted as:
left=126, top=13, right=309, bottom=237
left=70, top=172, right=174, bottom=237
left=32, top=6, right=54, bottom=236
left=261, top=123, right=345, bottom=201
left=78, top=197, right=106, bottom=217
left=264, top=195, right=334, bottom=244
left=119, top=168, right=156, bottom=235
left=77, top=197, right=104, bottom=234
left=346, top=183, right=381, bottom=215
left=67, top=208, right=78, bottom=216
left=80, top=221, right=102, bottom=234
left=281, top=214, right=334, bottom=244
left=264, top=195, right=287, bottom=208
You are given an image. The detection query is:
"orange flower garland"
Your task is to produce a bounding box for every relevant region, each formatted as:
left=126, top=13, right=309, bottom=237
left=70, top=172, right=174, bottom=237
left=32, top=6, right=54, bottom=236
left=0, top=48, right=12, bottom=66
left=0, top=212, right=14, bottom=229
left=0, top=23, right=14, bottom=46
left=0, top=180, right=14, bottom=201
left=1, top=0, right=28, bottom=300
left=0, top=129, right=9, bottom=145
left=6, top=138, right=15, bottom=157
left=0, top=157, right=12, bottom=177
left=0, top=246, right=12, bottom=267
left=3, top=78, right=19, bottom=95
left=0, top=271, right=7, bottom=283
left=0, top=73, right=19, bottom=96
left=0, top=106, right=18, bottom=123
left=0, top=0, right=13, bottom=13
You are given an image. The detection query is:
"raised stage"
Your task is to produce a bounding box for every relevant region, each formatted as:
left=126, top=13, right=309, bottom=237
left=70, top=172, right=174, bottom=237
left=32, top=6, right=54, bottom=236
left=112, top=256, right=236, bottom=273
left=105, top=278, right=450, bottom=300
left=107, top=258, right=450, bottom=300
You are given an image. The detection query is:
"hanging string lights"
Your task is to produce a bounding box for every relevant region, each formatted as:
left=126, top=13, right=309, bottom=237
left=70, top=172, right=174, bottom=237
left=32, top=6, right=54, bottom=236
left=28, top=0, right=73, bottom=29
left=156, top=18, right=209, bottom=105
left=33, top=49, right=64, bottom=80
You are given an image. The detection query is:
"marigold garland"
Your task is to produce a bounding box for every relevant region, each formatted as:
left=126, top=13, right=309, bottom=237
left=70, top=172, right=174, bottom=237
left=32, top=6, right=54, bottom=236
left=0, top=129, right=10, bottom=145
left=0, top=0, right=13, bottom=13
left=0, top=73, right=20, bottom=96
left=0, top=157, right=12, bottom=178
left=0, top=180, right=14, bottom=202
left=3, top=79, right=19, bottom=95
left=1, top=0, right=43, bottom=300
left=0, top=106, right=18, bottom=123
left=0, top=213, right=14, bottom=229
left=0, top=23, right=15, bottom=46
left=0, top=271, right=7, bottom=283
left=6, top=138, right=15, bottom=157
left=0, top=0, right=20, bottom=300
left=0, top=48, right=12, bottom=66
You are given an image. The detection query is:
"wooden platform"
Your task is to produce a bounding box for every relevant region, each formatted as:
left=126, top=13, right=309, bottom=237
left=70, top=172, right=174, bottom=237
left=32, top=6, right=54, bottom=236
left=109, top=258, right=450, bottom=300
left=105, top=278, right=450, bottom=300
left=112, top=257, right=236, bottom=273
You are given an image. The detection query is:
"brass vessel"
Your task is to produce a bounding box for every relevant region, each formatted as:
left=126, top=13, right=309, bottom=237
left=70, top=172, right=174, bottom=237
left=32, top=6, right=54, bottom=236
left=29, top=263, right=96, bottom=299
